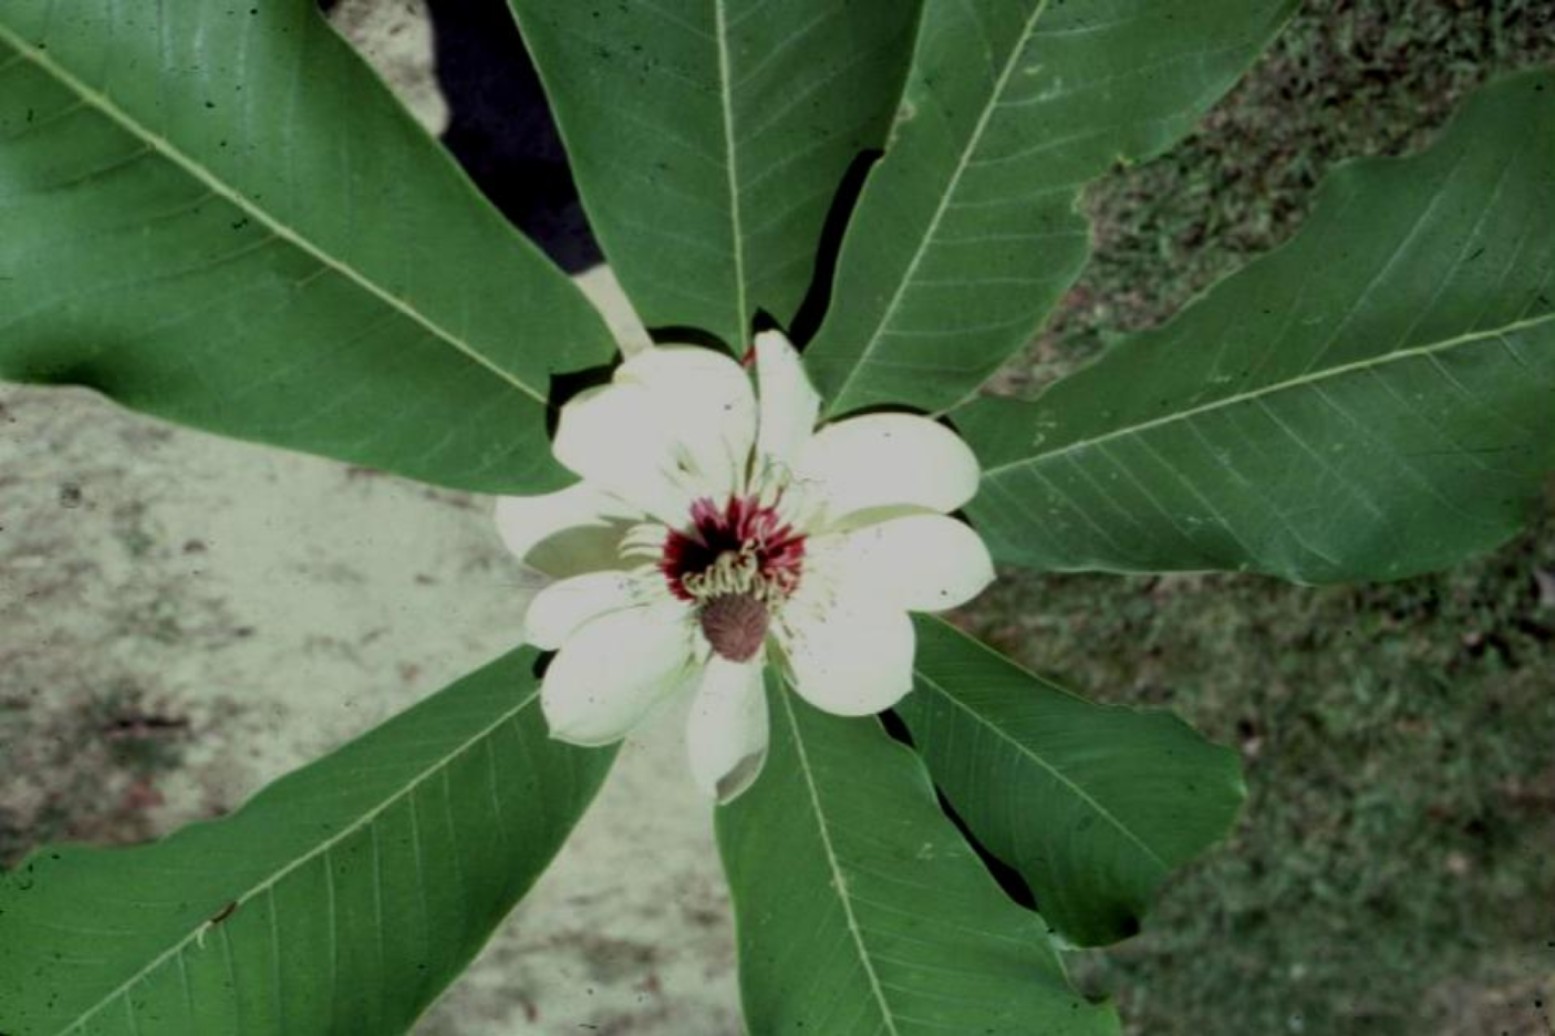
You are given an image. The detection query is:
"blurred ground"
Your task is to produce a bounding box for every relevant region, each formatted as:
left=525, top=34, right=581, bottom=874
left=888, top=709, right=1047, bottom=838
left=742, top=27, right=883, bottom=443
left=2, top=2, right=1553, bottom=1036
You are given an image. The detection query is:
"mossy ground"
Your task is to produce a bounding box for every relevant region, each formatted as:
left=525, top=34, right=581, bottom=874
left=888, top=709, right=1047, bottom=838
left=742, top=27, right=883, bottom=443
left=970, top=2, right=1555, bottom=1032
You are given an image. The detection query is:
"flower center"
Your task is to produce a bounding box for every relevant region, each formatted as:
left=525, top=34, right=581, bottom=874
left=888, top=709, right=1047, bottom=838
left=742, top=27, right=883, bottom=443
left=660, top=495, right=805, bottom=662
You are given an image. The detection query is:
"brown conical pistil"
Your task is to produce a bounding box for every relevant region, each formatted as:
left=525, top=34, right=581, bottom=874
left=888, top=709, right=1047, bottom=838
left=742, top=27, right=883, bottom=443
left=698, top=593, right=769, bottom=663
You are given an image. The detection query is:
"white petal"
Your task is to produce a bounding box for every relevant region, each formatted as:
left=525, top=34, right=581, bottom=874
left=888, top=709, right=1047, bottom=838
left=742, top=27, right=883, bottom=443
left=493, top=483, right=643, bottom=579
left=553, top=382, right=700, bottom=524
left=792, top=413, right=981, bottom=527
left=685, top=656, right=769, bottom=803
left=831, top=514, right=995, bottom=613
left=524, top=571, right=645, bottom=650
left=778, top=592, right=915, bottom=717
left=616, top=345, right=758, bottom=497
left=753, top=329, right=820, bottom=473
left=540, top=601, right=695, bottom=746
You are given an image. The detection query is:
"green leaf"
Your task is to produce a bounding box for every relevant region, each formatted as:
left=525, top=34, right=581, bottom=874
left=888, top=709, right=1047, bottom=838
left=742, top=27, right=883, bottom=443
left=508, top=0, right=919, bottom=349
left=958, top=68, right=1555, bottom=584
left=0, top=2, right=614, bottom=496
left=0, top=647, right=615, bottom=1036
left=717, top=678, right=1119, bottom=1035
left=803, top=0, right=1295, bottom=418
left=897, top=616, right=1244, bottom=948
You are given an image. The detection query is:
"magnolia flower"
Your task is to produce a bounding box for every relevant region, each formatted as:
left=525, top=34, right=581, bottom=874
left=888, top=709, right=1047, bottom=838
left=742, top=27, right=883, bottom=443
left=495, top=330, right=994, bottom=802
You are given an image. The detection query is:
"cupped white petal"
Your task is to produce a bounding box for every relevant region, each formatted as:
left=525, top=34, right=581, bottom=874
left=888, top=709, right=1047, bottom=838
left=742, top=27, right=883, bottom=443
left=753, top=329, right=820, bottom=473
left=792, top=413, right=982, bottom=527
left=540, top=600, right=695, bottom=746
left=777, top=590, right=915, bottom=717
left=617, top=345, right=758, bottom=497
left=525, top=570, right=650, bottom=650
left=553, top=382, right=698, bottom=525
left=685, top=655, right=770, bottom=803
left=493, top=482, right=642, bottom=579
left=830, top=514, right=995, bottom=613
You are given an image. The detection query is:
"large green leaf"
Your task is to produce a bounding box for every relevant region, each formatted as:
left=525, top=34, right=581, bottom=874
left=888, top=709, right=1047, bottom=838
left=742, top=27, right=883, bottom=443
left=508, top=0, right=918, bottom=350
left=717, top=678, right=1119, bottom=1035
left=958, top=68, right=1555, bottom=584
left=0, top=647, right=615, bottom=1036
left=802, top=0, right=1294, bottom=418
left=897, top=616, right=1243, bottom=948
left=0, top=2, right=613, bottom=496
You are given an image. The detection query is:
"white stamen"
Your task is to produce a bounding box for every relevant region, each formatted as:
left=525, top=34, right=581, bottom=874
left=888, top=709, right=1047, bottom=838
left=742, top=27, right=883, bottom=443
left=682, top=544, right=786, bottom=608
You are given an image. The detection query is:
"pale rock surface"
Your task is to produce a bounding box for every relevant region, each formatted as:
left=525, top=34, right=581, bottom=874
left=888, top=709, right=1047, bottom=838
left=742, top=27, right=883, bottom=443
left=0, top=379, right=742, bottom=1034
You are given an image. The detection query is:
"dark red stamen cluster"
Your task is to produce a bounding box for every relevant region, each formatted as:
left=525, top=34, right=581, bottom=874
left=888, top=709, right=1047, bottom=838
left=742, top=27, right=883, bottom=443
left=660, top=494, right=806, bottom=601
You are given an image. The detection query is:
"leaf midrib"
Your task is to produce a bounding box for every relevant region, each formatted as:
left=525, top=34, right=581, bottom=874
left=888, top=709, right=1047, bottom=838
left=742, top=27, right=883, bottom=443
left=781, top=694, right=901, bottom=1036
left=979, top=312, right=1555, bottom=480
left=0, top=22, right=548, bottom=406
left=912, top=658, right=1170, bottom=873
left=823, top=0, right=1052, bottom=417
left=55, top=690, right=543, bottom=1036
left=712, top=0, right=749, bottom=347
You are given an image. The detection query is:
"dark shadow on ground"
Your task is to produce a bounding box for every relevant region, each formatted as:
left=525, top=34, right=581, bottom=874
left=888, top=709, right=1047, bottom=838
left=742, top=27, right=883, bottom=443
left=321, top=0, right=603, bottom=271
left=425, top=0, right=602, bottom=272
